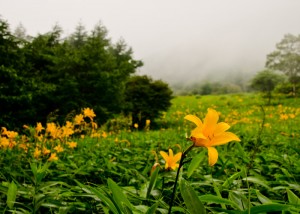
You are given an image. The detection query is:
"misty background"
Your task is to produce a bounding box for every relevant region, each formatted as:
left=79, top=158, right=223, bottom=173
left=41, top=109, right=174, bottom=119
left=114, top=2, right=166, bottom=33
left=1, top=0, right=300, bottom=89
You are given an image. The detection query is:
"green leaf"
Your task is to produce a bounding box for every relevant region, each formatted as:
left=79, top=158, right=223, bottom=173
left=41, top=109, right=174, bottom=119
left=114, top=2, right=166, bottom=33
left=199, top=194, right=240, bottom=209
left=212, top=178, right=226, bottom=209
left=243, top=204, right=290, bottom=214
left=187, top=150, right=205, bottom=178
left=7, top=180, right=17, bottom=209
left=108, top=178, right=133, bottom=213
left=256, top=190, right=272, bottom=204
left=210, top=207, right=243, bottom=214
left=38, top=181, right=71, bottom=192
left=146, top=167, right=159, bottom=199
left=222, top=170, right=244, bottom=189
left=180, top=179, right=206, bottom=214
left=75, top=180, right=119, bottom=214
left=93, top=187, right=121, bottom=214
left=242, top=177, right=270, bottom=189
left=235, top=142, right=246, bottom=157
left=228, top=191, right=249, bottom=211
left=287, top=183, right=300, bottom=192
left=30, top=162, right=51, bottom=185
left=145, top=202, right=159, bottom=214
left=30, top=163, right=38, bottom=180
left=287, top=189, right=300, bottom=205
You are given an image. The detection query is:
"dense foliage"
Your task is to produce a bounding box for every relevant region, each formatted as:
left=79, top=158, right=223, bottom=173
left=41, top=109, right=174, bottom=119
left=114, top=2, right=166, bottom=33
left=0, top=94, right=299, bottom=213
left=0, top=18, right=144, bottom=129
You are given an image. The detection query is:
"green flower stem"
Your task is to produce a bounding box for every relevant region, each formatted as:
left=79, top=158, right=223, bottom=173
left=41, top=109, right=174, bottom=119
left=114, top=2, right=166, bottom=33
left=168, top=143, right=194, bottom=214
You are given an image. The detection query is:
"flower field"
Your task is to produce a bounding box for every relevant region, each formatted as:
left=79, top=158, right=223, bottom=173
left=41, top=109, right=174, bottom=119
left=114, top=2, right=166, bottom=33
left=0, top=93, right=299, bottom=213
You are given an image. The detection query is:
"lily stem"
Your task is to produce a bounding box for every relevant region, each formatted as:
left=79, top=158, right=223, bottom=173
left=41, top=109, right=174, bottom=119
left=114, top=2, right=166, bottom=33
left=168, top=143, right=194, bottom=214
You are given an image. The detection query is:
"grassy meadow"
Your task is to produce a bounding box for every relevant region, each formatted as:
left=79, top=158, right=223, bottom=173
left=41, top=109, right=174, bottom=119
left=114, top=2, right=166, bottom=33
left=0, top=93, right=299, bottom=213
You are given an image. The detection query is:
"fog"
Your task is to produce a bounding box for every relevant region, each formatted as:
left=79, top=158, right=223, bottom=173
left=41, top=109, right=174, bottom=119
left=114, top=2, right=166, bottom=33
left=1, top=0, right=300, bottom=87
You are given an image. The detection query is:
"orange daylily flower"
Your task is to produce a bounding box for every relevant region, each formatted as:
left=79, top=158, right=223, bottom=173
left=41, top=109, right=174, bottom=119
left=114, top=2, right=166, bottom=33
left=35, top=122, right=44, bottom=134
left=54, top=145, right=64, bottom=153
left=160, top=149, right=182, bottom=170
left=34, top=147, right=41, bottom=159
left=146, top=119, right=151, bottom=126
left=67, top=141, right=77, bottom=149
left=46, top=123, right=58, bottom=138
left=43, top=147, right=51, bottom=155
left=1, top=128, right=18, bottom=148
left=83, top=108, right=96, bottom=119
left=19, top=143, right=28, bottom=152
left=74, top=114, right=84, bottom=125
left=1, top=127, right=18, bottom=139
left=280, top=114, right=288, bottom=120
left=48, top=153, right=58, bottom=161
left=0, top=137, right=9, bottom=148
left=102, top=131, right=107, bottom=138
left=61, top=122, right=74, bottom=137
left=185, top=108, right=240, bottom=166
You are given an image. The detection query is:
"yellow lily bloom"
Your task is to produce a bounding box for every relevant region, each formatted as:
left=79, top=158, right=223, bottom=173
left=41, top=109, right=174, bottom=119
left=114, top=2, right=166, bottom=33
left=35, top=122, right=44, bottom=134
left=74, top=114, right=84, bottom=125
left=160, top=149, right=182, bottom=170
left=67, top=141, right=77, bottom=149
left=43, top=147, right=51, bottom=155
left=48, top=153, right=58, bottom=161
left=83, top=108, right=96, bottom=119
left=0, top=137, right=9, bottom=148
left=34, top=147, right=41, bottom=159
left=54, top=145, right=64, bottom=153
left=146, top=119, right=151, bottom=126
left=185, top=108, right=240, bottom=166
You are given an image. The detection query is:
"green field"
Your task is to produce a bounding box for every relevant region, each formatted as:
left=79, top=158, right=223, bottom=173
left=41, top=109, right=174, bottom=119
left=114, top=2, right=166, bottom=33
left=0, top=94, right=299, bottom=213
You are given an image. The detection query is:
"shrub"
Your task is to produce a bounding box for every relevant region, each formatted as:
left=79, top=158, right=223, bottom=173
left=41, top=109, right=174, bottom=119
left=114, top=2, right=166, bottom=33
left=124, top=75, right=173, bottom=129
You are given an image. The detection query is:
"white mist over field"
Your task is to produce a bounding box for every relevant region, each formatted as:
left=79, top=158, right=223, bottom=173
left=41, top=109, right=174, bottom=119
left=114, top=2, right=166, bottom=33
left=1, top=0, right=300, bottom=87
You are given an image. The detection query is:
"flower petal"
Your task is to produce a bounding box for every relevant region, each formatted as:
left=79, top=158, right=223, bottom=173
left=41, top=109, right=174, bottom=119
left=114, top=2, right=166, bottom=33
left=191, top=127, right=207, bottom=139
left=194, top=138, right=210, bottom=147
left=184, top=115, right=203, bottom=127
left=165, top=163, right=169, bottom=169
left=203, top=108, right=219, bottom=136
left=210, top=132, right=241, bottom=146
left=168, top=148, right=174, bottom=158
left=171, top=163, right=179, bottom=170
left=159, top=151, right=168, bottom=162
left=174, top=152, right=182, bottom=163
left=207, top=147, right=218, bottom=166
left=214, top=122, right=230, bottom=136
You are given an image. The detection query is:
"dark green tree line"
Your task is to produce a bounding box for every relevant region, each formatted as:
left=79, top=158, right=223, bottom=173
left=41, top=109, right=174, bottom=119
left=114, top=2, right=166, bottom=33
left=0, top=19, right=36, bottom=127
left=0, top=18, right=146, bottom=129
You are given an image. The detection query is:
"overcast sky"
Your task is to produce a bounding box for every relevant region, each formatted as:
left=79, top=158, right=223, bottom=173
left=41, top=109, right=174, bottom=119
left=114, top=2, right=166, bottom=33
left=1, top=0, right=300, bottom=85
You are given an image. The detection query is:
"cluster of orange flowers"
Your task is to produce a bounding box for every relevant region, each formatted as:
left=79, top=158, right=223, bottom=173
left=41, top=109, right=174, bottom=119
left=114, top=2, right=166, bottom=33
left=159, top=102, right=299, bottom=171
left=0, top=127, right=19, bottom=149
left=0, top=108, right=104, bottom=161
